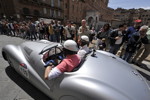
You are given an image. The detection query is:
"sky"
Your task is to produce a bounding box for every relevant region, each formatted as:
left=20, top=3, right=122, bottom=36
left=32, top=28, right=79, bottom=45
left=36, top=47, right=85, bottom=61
left=108, top=0, right=150, bottom=9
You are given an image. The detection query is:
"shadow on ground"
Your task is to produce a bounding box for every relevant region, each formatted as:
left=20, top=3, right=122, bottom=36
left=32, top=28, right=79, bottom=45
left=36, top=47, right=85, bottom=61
left=5, top=66, right=52, bottom=100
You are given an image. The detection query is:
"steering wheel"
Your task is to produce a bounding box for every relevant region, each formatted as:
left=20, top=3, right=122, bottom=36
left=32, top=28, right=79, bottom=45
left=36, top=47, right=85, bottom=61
left=44, top=47, right=64, bottom=67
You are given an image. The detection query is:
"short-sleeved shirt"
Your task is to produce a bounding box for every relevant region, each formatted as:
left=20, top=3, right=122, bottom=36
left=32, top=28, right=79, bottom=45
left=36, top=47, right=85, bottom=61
left=78, top=26, right=90, bottom=37
left=57, top=54, right=81, bottom=73
left=78, top=45, right=90, bottom=59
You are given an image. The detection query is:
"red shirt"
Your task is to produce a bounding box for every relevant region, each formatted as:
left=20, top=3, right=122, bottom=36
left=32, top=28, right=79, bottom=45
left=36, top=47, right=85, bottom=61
left=57, top=54, right=81, bottom=73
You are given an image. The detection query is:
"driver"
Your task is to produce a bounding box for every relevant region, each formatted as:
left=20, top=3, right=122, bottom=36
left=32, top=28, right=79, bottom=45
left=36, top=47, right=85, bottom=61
left=44, top=40, right=81, bottom=80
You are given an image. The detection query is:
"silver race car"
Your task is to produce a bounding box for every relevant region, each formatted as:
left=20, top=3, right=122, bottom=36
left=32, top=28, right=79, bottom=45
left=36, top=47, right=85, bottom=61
left=2, top=40, right=150, bottom=100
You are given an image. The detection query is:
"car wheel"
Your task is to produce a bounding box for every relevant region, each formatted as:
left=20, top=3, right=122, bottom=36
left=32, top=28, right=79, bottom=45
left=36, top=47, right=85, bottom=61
left=2, top=52, right=8, bottom=61
left=4, top=53, right=14, bottom=67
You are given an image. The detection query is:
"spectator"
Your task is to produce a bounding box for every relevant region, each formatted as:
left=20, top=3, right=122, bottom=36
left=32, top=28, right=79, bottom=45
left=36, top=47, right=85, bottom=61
left=118, top=23, right=128, bottom=58
left=109, top=24, right=126, bottom=55
left=58, top=21, right=64, bottom=43
left=96, top=23, right=112, bottom=50
left=64, top=21, right=76, bottom=40
left=132, top=25, right=150, bottom=66
left=78, top=35, right=90, bottom=59
left=39, top=22, right=46, bottom=40
left=53, top=20, right=60, bottom=42
left=123, top=33, right=141, bottom=62
left=126, top=19, right=142, bottom=39
left=48, top=23, right=55, bottom=42
left=90, top=27, right=96, bottom=43
left=78, top=19, right=91, bottom=41
left=29, top=21, right=37, bottom=40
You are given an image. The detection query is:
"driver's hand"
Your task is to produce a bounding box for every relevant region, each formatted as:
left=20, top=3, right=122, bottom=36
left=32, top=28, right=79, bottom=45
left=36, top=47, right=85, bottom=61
left=48, top=63, right=55, bottom=68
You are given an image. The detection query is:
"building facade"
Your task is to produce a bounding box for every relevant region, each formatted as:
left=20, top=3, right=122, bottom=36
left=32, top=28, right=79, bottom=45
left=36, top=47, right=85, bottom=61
left=0, top=0, right=64, bottom=21
left=85, top=0, right=113, bottom=30
left=0, top=0, right=15, bottom=19
left=113, top=8, right=150, bottom=28
left=139, top=9, right=150, bottom=26
left=0, top=0, right=114, bottom=27
left=63, top=0, right=86, bottom=25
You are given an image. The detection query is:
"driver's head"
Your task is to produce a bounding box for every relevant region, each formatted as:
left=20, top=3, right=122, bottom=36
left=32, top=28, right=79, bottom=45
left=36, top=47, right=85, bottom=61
left=79, top=35, right=89, bottom=46
left=63, top=40, right=79, bottom=56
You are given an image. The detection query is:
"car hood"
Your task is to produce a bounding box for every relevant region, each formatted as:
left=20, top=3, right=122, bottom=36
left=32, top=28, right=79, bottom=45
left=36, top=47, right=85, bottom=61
left=73, top=50, right=150, bottom=100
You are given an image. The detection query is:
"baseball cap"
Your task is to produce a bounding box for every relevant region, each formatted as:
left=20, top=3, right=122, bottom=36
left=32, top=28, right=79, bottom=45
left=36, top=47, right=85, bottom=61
left=134, top=19, right=142, bottom=23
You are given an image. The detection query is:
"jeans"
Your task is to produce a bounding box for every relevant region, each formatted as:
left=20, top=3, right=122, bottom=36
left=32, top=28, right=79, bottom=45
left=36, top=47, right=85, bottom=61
left=109, top=44, right=121, bottom=55
left=49, top=34, right=55, bottom=42
left=123, top=52, right=133, bottom=62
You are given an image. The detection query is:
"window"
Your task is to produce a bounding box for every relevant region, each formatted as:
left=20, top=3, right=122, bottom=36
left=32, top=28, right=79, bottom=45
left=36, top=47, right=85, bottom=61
left=34, top=10, right=40, bottom=16
left=22, top=8, right=30, bottom=15
left=51, top=10, right=54, bottom=17
left=65, top=3, right=68, bottom=8
left=58, top=0, right=60, bottom=7
left=58, top=11, right=60, bottom=16
left=51, top=0, right=54, bottom=7
left=54, top=10, right=56, bottom=17
left=50, top=9, right=52, bottom=17
left=43, top=8, right=47, bottom=14
left=72, top=5, right=74, bottom=12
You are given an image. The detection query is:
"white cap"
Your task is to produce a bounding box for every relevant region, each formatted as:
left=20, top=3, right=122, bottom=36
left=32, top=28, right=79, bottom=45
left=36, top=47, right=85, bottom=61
left=64, top=40, right=78, bottom=52
left=81, top=35, right=89, bottom=42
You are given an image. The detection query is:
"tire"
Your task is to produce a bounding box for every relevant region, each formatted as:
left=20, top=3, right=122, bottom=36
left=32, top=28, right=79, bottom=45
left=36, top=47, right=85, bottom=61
left=2, top=52, right=13, bottom=67
left=2, top=52, right=8, bottom=61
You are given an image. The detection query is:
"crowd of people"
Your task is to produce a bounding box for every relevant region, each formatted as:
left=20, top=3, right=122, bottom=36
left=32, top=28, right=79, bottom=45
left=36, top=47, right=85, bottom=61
left=0, top=19, right=150, bottom=69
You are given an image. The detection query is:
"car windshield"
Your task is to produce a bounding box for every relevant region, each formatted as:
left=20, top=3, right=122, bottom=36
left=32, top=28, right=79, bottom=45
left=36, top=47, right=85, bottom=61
left=39, top=42, right=58, bottom=54
left=42, top=44, right=63, bottom=63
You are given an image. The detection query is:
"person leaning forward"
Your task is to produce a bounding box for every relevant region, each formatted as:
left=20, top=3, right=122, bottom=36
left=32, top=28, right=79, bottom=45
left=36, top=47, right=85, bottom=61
left=132, top=25, right=150, bottom=66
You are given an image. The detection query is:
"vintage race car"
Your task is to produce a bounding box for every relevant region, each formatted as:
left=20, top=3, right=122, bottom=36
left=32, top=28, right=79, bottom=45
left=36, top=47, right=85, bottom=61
left=2, top=40, right=150, bottom=100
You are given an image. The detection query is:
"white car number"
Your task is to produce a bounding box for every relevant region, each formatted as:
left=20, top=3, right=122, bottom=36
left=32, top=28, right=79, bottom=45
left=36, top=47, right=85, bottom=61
left=19, top=65, right=29, bottom=79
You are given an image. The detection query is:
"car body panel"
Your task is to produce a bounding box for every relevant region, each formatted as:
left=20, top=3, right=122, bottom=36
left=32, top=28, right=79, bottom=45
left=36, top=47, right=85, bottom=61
left=2, top=40, right=150, bottom=100
left=60, top=50, right=150, bottom=100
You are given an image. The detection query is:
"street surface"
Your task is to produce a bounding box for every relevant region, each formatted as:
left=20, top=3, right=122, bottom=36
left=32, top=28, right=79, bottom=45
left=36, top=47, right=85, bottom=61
left=0, top=35, right=150, bottom=100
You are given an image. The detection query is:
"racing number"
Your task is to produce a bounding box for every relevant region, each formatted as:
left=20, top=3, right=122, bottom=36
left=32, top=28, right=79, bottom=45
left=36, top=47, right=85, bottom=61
left=19, top=66, right=29, bottom=79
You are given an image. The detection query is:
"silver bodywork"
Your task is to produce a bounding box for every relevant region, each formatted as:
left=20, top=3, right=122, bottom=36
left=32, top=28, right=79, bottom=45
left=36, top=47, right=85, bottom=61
left=2, top=40, right=150, bottom=100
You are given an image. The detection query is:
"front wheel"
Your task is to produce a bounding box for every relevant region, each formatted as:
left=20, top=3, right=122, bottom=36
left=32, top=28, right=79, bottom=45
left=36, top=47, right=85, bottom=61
left=3, top=52, right=13, bottom=67
left=2, top=52, right=8, bottom=61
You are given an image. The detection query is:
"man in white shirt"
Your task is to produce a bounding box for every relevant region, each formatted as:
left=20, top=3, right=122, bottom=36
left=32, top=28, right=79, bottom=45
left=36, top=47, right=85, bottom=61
left=109, top=24, right=126, bottom=54
left=78, top=35, right=90, bottom=59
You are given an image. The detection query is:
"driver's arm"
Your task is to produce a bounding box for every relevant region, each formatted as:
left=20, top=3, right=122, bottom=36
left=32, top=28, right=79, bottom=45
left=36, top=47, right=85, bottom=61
left=44, top=61, right=66, bottom=80
left=44, top=66, right=52, bottom=80
left=44, top=66, right=62, bottom=80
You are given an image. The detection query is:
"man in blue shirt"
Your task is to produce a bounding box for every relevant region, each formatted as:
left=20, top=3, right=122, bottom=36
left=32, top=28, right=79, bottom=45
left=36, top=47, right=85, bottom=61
left=126, top=19, right=142, bottom=39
